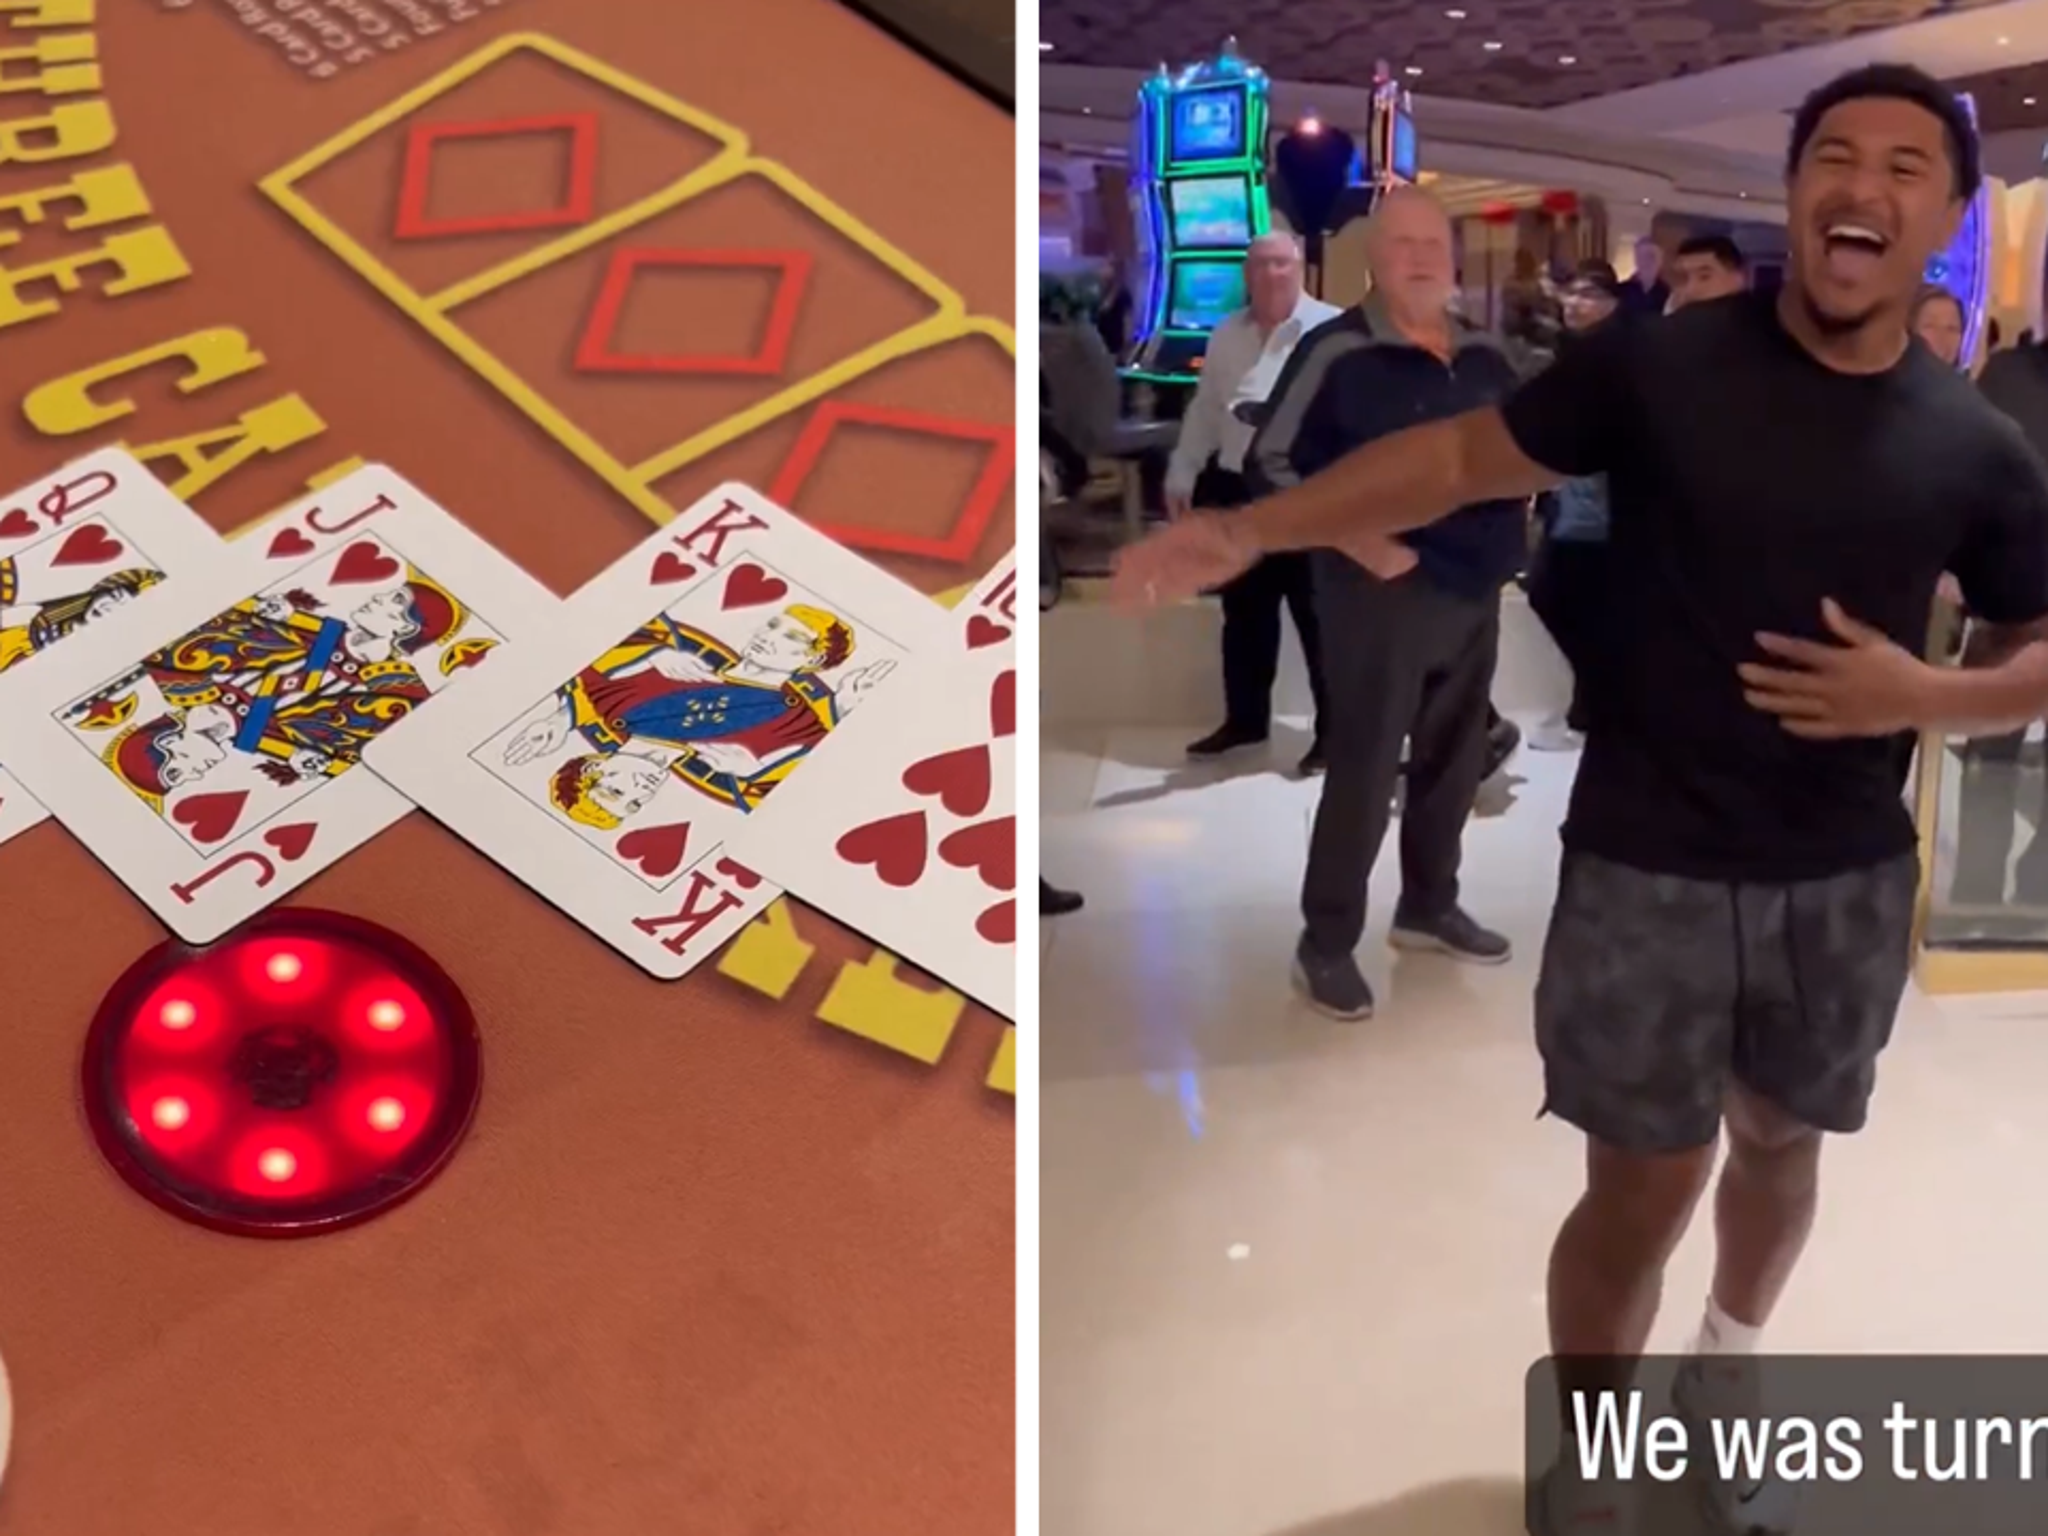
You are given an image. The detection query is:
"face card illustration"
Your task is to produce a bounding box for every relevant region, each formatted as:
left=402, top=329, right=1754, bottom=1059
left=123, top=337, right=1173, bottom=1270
left=724, top=553, right=1018, bottom=1019
left=363, top=483, right=952, bottom=980
left=0, top=449, right=228, bottom=853
left=0, top=466, right=554, bottom=942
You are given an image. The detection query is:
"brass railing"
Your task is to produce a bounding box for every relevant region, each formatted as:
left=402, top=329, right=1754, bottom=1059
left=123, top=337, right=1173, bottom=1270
left=1913, top=598, right=2048, bottom=993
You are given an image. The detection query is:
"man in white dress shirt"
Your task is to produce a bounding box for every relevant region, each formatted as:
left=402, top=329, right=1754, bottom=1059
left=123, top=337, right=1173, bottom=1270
left=1166, top=232, right=1342, bottom=776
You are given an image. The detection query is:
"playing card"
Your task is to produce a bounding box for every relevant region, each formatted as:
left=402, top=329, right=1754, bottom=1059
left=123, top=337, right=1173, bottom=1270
left=0, top=449, right=226, bottom=853
left=362, top=483, right=952, bottom=980
left=0, top=465, right=554, bottom=942
left=725, top=553, right=1017, bottom=1018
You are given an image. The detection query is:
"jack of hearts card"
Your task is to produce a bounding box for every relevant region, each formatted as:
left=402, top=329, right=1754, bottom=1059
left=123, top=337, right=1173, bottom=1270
left=0, top=448, right=227, bottom=854
left=0, top=465, right=554, bottom=942
left=726, top=552, right=1018, bottom=1019
left=363, top=483, right=953, bottom=980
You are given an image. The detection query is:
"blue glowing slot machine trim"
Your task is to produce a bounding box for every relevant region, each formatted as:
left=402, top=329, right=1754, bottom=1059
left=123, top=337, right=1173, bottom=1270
left=1924, top=91, right=1991, bottom=366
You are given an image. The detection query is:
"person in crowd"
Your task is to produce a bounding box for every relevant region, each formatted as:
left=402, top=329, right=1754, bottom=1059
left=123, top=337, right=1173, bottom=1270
left=1527, top=263, right=1625, bottom=753
left=1666, top=233, right=1749, bottom=311
left=1501, top=246, right=1563, bottom=362
left=1115, top=64, right=2048, bottom=1535
left=1244, top=186, right=1522, bottom=1021
left=1910, top=283, right=1966, bottom=367
left=1619, top=235, right=1669, bottom=315
left=1167, top=232, right=1342, bottom=774
left=1093, top=261, right=1134, bottom=357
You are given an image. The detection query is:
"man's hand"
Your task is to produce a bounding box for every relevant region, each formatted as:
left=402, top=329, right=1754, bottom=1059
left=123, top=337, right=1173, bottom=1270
left=1164, top=490, right=1194, bottom=521
left=1340, top=534, right=1419, bottom=581
left=1738, top=599, right=1932, bottom=739
left=690, top=740, right=761, bottom=777
left=837, top=660, right=896, bottom=710
left=1111, top=513, right=1258, bottom=608
left=504, top=707, right=570, bottom=766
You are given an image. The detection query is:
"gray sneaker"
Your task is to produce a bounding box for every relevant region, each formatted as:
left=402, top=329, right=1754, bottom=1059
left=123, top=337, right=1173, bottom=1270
left=1673, top=1358, right=1801, bottom=1534
left=1389, top=905, right=1512, bottom=965
left=1291, top=945, right=1373, bottom=1020
left=1527, top=1458, right=1638, bottom=1536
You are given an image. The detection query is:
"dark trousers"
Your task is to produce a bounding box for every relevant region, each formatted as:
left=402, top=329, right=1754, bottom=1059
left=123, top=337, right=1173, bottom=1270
left=1528, top=537, right=1609, bottom=733
left=1197, top=462, right=1328, bottom=736
left=1302, top=556, right=1501, bottom=957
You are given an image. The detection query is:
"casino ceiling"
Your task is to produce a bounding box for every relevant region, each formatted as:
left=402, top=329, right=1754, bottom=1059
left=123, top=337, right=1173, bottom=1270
left=1039, top=0, right=2012, bottom=111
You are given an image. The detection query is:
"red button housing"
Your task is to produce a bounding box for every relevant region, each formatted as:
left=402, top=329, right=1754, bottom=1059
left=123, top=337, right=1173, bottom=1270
left=83, top=910, right=481, bottom=1238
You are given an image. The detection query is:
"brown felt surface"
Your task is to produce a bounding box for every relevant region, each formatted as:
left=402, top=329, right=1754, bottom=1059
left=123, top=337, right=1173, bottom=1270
left=0, top=3, right=1013, bottom=1533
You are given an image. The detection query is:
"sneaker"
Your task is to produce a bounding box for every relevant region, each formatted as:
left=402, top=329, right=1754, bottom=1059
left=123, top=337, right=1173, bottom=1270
left=1040, top=880, right=1084, bottom=917
left=1186, top=723, right=1267, bottom=759
left=1528, top=1457, right=1638, bottom=1535
left=1484, top=716, right=1522, bottom=780
left=1389, top=905, right=1512, bottom=964
left=1297, top=741, right=1327, bottom=778
left=1290, top=944, right=1373, bottom=1020
left=1530, top=714, right=1585, bottom=753
left=1672, top=1358, right=1801, bottom=1534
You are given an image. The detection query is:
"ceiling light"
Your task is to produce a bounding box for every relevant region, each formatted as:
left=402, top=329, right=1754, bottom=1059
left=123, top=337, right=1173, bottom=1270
left=1039, top=41, right=1053, bottom=52
left=2028, top=96, right=2040, bottom=106
left=1558, top=54, right=1577, bottom=64
left=1405, top=65, right=1424, bottom=76
left=1999, top=34, right=2011, bottom=44
left=1445, top=6, right=1467, bottom=16
left=1483, top=39, right=1504, bottom=51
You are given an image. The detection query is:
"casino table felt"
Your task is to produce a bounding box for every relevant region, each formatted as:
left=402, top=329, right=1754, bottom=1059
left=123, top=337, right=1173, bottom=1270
left=0, top=3, right=1013, bottom=1533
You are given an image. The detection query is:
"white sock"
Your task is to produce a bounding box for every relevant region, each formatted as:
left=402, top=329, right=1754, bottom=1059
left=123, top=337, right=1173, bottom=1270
left=1691, top=1295, right=1764, bottom=1357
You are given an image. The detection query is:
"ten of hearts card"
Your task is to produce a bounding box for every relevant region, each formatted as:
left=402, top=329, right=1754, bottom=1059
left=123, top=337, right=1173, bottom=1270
left=0, top=465, right=555, bottom=942
left=0, top=448, right=227, bottom=853
left=725, top=553, right=1018, bottom=1019
left=362, top=484, right=953, bottom=980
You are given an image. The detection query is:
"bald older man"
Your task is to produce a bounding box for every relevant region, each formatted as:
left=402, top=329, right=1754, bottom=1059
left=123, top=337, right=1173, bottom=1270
left=1168, top=232, right=1342, bottom=774
left=1247, top=187, right=1522, bottom=1019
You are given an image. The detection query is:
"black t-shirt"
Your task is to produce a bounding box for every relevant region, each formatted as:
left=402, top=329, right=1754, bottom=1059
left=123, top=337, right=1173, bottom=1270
left=1500, top=289, right=2048, bottom=882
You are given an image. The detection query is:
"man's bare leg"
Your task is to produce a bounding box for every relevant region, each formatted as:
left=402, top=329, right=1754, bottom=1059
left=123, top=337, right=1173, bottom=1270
left=1549, top=1136, right=1718, bottom=1390
left=1707, top=1087, right=1822, bottom=1334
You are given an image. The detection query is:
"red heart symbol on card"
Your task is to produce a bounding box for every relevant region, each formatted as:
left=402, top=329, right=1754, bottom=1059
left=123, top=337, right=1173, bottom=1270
left=835, top=810, right=928, bottom=889
left=721, top=563, right=788, bottom=611
left=171, top=789, right=248, bottom=845
left=617, top=821, right=690, bottom=879
left=331, top=540, right=400, bottom=585
left=975, top=899, right=1016, bottom=945
left=650, top=551, right=699, bottom=586
left=966, top=615, right=1011, bottom=651
left=267, top=527, right=316, bottom=559
left=901, top=744, right=991, bottom=819
left=939, top=815, right=1015, bottom=893
left=0, top=509, right=34, bottom=540
left=715, top=856, right=762, bottom=889
left=51, top=524, right=123, bottom=568
left=265, top=823, right=317, bottom=863
left=990, top=670, right=1015, bottom=740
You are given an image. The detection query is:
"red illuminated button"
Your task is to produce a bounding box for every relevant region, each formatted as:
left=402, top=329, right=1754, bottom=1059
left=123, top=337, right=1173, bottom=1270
left=83, top=910, right=481, bottom=1238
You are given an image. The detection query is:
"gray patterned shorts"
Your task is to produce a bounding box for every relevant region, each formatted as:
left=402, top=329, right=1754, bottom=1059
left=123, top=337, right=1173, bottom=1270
left=1534, top=850, right=1919, bottom=1153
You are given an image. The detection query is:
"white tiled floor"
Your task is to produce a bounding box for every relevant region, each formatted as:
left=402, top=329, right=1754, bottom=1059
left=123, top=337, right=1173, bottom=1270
left=1040, top=678, right=2048, bottom=1536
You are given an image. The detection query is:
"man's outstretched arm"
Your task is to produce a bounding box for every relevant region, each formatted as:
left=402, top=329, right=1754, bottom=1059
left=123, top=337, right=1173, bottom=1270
left=1239, top=405, right=1561, bottom=558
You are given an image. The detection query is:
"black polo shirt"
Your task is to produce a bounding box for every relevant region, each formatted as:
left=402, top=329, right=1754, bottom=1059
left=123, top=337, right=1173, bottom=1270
left=1500, top=288, right=2048, bottom=882
left=1279, top=302, right=1527, bottom=600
